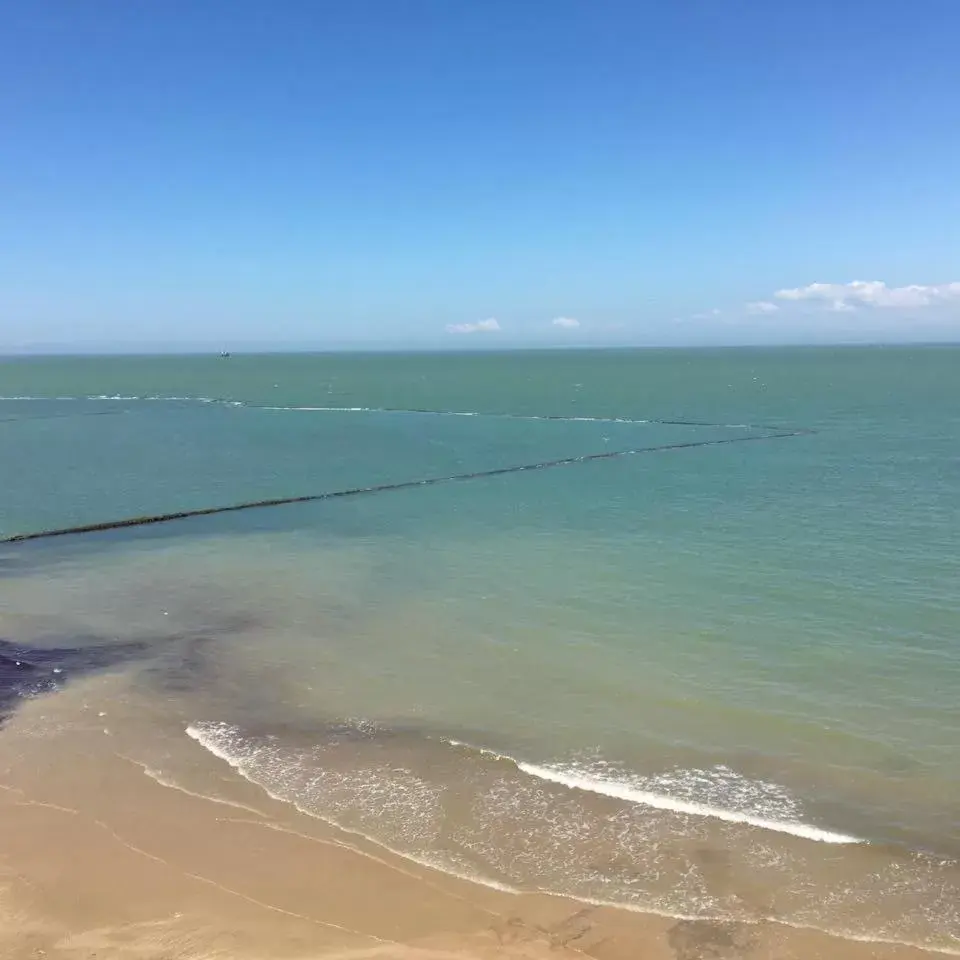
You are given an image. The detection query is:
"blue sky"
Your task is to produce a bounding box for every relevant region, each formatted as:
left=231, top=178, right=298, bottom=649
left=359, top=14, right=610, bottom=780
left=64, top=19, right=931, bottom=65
left=2, top=0, right=959, bottom=350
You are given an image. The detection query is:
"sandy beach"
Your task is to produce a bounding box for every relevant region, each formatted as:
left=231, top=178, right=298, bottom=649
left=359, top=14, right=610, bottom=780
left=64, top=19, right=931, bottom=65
left=0, top=671, right=943, bottom=960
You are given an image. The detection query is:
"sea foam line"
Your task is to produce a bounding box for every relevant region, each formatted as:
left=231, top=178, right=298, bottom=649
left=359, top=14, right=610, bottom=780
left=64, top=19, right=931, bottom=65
left=262, top=404, right=655, bottom=425
left=218, top=402, right=762, bottom=429
left=439, top=737, right=861, bottom=845
left=0, top=395, right=773, bottom=430
left=513, top=761, right=862, bottom=845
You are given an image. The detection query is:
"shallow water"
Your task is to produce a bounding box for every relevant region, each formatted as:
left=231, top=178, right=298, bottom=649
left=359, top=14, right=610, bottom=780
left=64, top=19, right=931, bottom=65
left=1, top=347, right=958, bottom=951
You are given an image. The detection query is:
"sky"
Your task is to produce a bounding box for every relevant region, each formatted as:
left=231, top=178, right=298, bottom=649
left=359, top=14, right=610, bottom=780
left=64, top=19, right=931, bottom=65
left=2, top=0, right=960, bottom=351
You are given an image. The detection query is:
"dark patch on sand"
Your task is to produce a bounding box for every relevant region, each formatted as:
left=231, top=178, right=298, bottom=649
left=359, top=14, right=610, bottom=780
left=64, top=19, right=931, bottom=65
left=492, top=907, right=602, bottom=952
left=667, top=919, right=756, bottom=960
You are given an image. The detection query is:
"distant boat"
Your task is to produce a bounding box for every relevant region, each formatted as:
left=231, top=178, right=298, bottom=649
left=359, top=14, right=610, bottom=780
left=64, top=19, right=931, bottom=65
left=220, top=351, right=231, bottom=359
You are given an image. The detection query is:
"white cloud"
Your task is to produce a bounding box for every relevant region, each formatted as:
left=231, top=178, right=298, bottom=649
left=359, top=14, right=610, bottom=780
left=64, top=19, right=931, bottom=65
left=775, top=280, right=960, bottom=310
left=552, top=316, right=580, bottom=329
left=829, top=299, right=857, bottom=313
left=746, top=301, right=779, bottom=315
left=691, top=308, right=722, bottom=320
left=445, top=318, right=501, bottom=334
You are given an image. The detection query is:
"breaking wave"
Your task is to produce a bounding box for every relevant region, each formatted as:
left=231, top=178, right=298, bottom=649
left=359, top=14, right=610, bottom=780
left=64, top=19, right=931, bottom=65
left=513, top=760, right=861, bottom=844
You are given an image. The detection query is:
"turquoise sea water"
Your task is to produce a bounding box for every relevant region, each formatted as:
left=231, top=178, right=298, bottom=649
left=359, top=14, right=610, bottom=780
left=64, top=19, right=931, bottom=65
left=1, top=347, right=958, bottom=951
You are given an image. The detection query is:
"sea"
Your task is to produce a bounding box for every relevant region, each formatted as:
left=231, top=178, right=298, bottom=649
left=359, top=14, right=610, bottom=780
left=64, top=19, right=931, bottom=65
left=1, top=346, right=958, bottom=952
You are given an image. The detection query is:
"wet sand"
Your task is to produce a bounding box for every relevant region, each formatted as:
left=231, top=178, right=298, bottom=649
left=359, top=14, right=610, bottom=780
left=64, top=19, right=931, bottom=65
left=0, top=675, right=944, bottom=960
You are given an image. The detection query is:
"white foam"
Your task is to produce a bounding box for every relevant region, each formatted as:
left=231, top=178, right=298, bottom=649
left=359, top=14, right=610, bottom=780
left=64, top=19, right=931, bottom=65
left=439, top=738, right=860, bottom=845
left=259, top=404, right=659, bottom=425
left=0, top=394, right=228, bottom=404
left=514, top=761, right=862, bottom=845
left=0, top=395, right=766, bottom=430
left=0, top=395, right=101, bottom=401
left=439, top=737, right=510, bottom=761
left=185, top=722, right=518, bottom=894
left=186, top=721, right=242, bottom=766
left=258, top=406, right=760, bottom=429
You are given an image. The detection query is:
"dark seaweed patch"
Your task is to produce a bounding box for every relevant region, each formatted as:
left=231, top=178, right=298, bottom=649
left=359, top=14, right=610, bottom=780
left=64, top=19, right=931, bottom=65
left=0, top=637, right=150, bottom=728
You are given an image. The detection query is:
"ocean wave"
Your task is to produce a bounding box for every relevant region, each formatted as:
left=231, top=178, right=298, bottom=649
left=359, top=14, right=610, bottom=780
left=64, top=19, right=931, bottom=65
left=514, top=760, right=862, bottom=845
left=437, top=737, right=860, bottom=845
left=193, top=721, right=860, bottom=846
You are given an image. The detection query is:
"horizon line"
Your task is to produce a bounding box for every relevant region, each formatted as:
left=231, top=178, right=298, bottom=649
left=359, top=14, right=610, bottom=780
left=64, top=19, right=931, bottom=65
left=2, top=337, right=960, bottom=359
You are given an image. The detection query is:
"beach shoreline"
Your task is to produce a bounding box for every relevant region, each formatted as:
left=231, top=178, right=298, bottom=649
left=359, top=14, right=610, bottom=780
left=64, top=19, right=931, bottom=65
left=0, top=678, right=947, bottom=960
